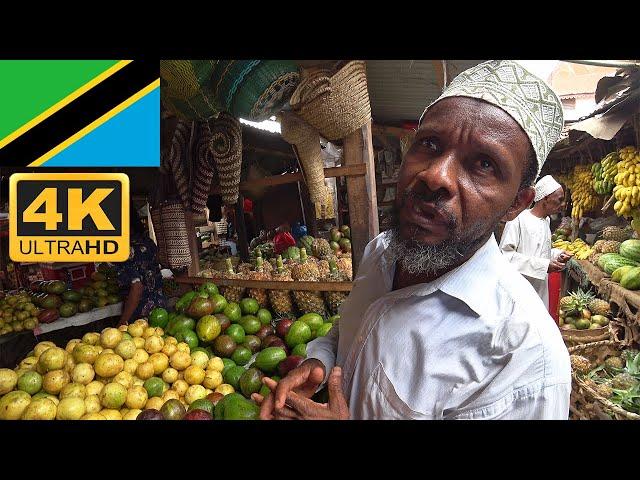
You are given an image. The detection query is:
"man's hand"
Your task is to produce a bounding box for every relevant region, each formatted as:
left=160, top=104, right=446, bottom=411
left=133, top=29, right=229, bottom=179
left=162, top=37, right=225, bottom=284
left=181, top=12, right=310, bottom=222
left=253, top=358, right=326, bottom=420
left=558, top=251, right=573, bottom=263
left=548, top=259, right=565, bottom=272
left=253, top=367, right=349, bottom=420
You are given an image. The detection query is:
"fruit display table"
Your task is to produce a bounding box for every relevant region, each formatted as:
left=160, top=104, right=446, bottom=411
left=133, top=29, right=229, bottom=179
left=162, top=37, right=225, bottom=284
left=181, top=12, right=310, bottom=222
left=33, top=302, right=123, bottom=336
left=0, top=303, right=123, bottom=369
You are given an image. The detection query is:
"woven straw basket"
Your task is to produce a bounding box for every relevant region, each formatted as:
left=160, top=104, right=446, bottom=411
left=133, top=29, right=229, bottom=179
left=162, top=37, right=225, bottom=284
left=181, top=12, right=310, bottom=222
left=289, top=60, right=371, bottom=141
left=154, top=200, right=192, bottom=269
left=561, top=324, right=610, bottom=348
left=160, top=60, right=220, bottom=120
left=568, top=340, right=640, bottom=420
left=279, top=111, right=326, bottom=205
left=211, top=112, right=242, bottom=206
left=150, top=206, right=168, bottom=267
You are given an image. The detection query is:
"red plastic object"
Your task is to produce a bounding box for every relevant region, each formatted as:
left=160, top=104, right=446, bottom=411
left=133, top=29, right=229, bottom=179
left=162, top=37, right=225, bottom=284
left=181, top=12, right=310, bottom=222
left=273, top=232, right=296, bottom=254
left=548, top=272, right=562, bottom=324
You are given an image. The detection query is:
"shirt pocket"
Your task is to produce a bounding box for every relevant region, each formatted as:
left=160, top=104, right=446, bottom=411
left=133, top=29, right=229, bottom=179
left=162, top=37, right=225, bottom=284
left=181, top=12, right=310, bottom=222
left=365, top=363, right=432, bottom=420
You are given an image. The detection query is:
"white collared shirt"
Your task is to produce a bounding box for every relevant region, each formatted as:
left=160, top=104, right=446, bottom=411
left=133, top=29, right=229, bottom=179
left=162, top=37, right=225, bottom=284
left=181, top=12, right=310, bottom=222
left=306, top=233, right=571, bottom=420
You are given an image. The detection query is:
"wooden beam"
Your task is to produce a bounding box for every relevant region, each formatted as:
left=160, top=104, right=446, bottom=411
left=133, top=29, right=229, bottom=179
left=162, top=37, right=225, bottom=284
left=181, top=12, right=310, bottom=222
left=372, top=124, right=413, bottom=138
left=244, top=146, right=295, bottom=159
left=235, top=194, right=250, bottom=262
left=299, top=181, right=318, bottom=237
left=344, top=120, right=379, bottom=273
left=431, top=60, right=445, bottom=90
left=175, top=276, right=353, bottom=292
left=210, top=164, right=366, bottom=194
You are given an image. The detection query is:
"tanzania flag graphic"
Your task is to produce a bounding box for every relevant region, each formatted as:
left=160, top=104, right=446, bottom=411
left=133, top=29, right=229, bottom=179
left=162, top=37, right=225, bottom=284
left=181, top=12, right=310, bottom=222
left=0, top=60, right=159, bottom=167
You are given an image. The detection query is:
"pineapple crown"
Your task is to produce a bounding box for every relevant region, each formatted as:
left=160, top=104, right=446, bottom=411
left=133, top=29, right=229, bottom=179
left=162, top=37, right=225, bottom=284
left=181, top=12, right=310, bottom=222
left=225, top=258, right=234, bottom=274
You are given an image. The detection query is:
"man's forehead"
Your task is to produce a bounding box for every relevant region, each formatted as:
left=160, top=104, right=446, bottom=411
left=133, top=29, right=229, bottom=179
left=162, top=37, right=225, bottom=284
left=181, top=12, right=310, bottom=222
left=418, top=97, right=530, bottom=146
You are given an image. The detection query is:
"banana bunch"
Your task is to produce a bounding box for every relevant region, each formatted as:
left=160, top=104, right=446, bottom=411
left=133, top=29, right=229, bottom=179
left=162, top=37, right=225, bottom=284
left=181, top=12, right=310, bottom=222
left=612, top=146, right=640, bottom=217
left=592, top=156, right=616, bottom=195
left=566, top=165, right=600, bottom=219
left=553, top=238, right=592, bottom=259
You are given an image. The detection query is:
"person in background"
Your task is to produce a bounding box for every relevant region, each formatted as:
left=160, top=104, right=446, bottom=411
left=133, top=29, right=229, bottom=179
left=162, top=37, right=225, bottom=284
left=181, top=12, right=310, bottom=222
left=499, top=175, right=572, bottom=309
left=115, top=204, right=167, bottom=326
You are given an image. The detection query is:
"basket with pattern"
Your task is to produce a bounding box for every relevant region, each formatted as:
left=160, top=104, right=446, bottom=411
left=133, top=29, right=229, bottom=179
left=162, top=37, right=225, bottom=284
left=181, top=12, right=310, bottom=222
left=158, top=200, right=192, bottom=269
left=279, top=111, right=328, bottom=206
left=289, top=60, right=371, bottom=141
left=160, top=60, right=220, bottom=120
left=561, top=324, right=611, bottom=348
left=150, top=206, right=168, bottom=267
left=211, top=112, right=243, bottom=206
left=568, top=340, right=640, bottom=420
left=211, top=60, right=299, bottom=121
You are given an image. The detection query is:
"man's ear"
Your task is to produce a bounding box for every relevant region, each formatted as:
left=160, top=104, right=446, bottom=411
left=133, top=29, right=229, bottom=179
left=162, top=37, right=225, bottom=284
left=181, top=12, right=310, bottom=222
left=502, top=187, right=535, bottom=222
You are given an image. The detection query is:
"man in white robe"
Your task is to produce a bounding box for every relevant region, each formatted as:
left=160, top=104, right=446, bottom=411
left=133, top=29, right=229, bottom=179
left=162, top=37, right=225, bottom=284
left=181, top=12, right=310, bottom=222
left=499, top=175, right=572, bottom=309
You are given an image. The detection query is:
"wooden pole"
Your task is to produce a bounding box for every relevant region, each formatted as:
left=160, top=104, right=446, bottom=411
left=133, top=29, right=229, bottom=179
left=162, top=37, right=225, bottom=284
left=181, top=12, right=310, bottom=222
left=299, top=182, right=318, bottom=237
left=235, top=194, right=250, bottom=262
left=343, top=120, right=379, bottom=273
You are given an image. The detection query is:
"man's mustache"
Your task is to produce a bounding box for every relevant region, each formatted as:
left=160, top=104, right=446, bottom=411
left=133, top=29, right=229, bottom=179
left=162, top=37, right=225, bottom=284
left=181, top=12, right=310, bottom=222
left=401, top=189, right=457, bottom=230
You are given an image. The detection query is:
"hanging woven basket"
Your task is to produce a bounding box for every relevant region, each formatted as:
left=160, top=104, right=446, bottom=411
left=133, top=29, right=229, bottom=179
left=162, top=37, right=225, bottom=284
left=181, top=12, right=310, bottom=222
left=160, top=60, right=221, bottom=121
left=289, top=60, right=371, bottom=141
left=153, top=200, right=192, bottom=269
left=279, top=111, right=327, bottom=206
left=211, top=112, right=243, bottom=206
left=211, top=60, right=300, bottom=121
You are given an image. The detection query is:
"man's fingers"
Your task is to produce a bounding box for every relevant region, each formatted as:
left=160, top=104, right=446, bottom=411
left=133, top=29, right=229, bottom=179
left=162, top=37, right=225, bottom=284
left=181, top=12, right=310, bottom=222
left=259, top=390, right=276, bottom=420
left=274, top=405, right=300, bottom=420
left=274, top=371, right=307, bottom=409
left=327, top=366, right=349, bottom=416
left=262, top=377, right=278, bottom=391
left=251, top=393, right=264, bottom=405
left=308, top=366, right=326, bottom=385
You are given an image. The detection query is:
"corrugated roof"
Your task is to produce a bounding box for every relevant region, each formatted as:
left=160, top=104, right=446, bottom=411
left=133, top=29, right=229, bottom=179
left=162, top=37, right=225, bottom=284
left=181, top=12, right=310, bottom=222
left=365, top=60, right=484, bottom=124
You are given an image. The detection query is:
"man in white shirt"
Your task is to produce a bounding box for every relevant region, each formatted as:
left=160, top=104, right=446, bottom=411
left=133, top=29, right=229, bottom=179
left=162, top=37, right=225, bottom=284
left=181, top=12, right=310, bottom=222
left=255, top=60, right=571, bottom=420
left=499, top=175, right=572, bottom=310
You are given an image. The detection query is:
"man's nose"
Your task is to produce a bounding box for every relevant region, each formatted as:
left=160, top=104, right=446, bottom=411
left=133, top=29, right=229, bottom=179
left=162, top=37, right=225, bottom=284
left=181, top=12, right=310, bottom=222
left=413, top=153, right=457, bottom=197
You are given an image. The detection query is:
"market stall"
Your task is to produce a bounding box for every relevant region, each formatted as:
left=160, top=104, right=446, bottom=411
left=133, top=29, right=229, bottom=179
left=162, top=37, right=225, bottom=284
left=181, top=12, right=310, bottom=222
left=544, top=63, right=640, bottom=419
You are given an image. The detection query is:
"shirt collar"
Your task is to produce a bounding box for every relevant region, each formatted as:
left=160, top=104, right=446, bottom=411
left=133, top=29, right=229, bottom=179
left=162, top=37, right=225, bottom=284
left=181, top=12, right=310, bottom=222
left=383, top=234, right=506, bottom=317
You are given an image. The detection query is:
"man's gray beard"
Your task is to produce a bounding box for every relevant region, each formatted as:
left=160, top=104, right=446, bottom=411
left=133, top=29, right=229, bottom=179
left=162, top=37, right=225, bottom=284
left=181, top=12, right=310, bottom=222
left=384, top=205, right=503, bottom=276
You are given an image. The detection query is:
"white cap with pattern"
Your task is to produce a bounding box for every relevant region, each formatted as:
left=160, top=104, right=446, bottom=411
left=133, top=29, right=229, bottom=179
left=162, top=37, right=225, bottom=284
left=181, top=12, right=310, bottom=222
left=419, top=60, right=564, bottom=175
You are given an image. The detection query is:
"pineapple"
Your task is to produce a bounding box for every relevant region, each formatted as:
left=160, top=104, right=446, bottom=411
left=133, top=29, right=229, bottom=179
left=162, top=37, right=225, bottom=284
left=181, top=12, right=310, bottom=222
left=588, top=298, right=611, bottom=316
left=562, top=288, right=596, bottom=316
left=246, top=255, right=269, bottom=308
left=595, top=383, right=613, bottom=399
left=570, top=354, right=592, bottom=374
left=600, top=240, right=620, bottom=254
left=316, top=258, right=331, bottom=279
left=312, top=238, right=333, bottom=260
left=592, top=240, right=605, bottom=253
left=237, top=262, right=252, bottom=275
left=268, top=255, right=295, bottom=317
left=219, top=258, right=246, bottom=304
left=336, top=256, right=353, bottom=281
left=323, top=258, right=349, bottom=315
left=602, top=226, right=631, bottom=242
left=290, top=248, right=326, bottom=316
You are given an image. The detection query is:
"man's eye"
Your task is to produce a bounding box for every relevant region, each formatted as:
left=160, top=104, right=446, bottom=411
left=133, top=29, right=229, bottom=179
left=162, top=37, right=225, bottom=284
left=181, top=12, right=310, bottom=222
left=419, top=138, right=439, bottom=151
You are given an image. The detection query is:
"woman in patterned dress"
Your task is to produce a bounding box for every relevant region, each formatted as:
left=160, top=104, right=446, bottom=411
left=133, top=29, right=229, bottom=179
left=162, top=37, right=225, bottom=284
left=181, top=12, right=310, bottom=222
left=115, top=204, right=167, bottom=326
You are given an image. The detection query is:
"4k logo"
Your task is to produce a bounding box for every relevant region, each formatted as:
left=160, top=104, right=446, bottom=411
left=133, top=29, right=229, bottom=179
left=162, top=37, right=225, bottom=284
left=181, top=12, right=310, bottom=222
left=10, top=173, right=130, bottom=262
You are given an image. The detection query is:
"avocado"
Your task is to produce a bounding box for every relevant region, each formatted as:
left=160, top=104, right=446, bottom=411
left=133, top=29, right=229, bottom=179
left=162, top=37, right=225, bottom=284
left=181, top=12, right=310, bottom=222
left=254, top=347, right=287, bottom=374
left=214, top=393, right=260, bottom=420
left=213, top=335, right=237, bottom=358
left=239, top=367, right=264, bottom=398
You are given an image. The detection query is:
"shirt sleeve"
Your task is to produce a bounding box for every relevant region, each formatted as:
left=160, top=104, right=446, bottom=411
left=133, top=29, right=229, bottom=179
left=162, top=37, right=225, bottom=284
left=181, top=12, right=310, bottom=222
left=550, top=248, right=563, bottom=261
left=305, top=321, right=339, bottom=383
left=499, top=218, right=550, bottom=280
